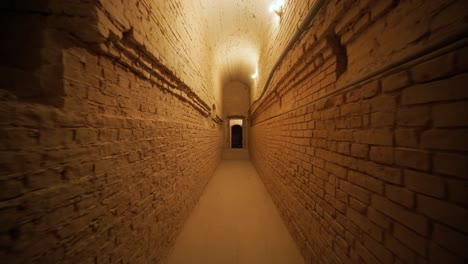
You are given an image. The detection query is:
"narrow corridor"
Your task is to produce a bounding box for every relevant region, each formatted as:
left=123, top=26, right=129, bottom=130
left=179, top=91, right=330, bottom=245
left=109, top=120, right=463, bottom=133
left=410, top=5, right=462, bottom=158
left=1, top=1, right=468, bottom=263
left=166, top=160, right=304, bottom=264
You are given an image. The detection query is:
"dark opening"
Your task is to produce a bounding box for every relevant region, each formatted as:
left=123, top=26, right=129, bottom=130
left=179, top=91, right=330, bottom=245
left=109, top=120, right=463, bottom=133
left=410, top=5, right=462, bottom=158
left=231, top=125, right=243, bottom=148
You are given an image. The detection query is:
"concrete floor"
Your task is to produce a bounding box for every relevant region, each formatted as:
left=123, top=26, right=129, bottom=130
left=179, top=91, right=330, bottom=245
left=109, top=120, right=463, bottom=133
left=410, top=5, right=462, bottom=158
left=165, top=160, right=304, bottom=264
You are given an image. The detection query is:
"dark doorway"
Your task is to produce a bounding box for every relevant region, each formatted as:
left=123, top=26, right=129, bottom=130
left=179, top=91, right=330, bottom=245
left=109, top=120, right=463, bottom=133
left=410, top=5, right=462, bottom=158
left=231, top=125, right=243, bottom=148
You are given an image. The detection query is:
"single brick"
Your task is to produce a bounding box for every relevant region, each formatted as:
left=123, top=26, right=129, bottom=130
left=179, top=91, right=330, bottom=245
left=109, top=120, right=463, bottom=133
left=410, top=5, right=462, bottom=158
left=393, top=223, right=427, bottom=257
left=395, top=129, right=419, bottom=147
left=368, top=207, right=391, bottom=229
left=410, top=53, right=455, bottom=83
left=421, top=129, right=468, bottom=151
left=324, top=161, right=348, bottom=179
left=348, top=170, right=384, bottom=195
left=337, top=142, right=350, bottom=155
left=40, top=128, right=74, bottom=146
left=385, top=234, right=417, bottom=263
left=433, top=101, right=468, bottom=127
left=401, top=74, right=468, bottom=105
left=447, top=180, right=468, bottom=206
left=353, top=129, right=393, bottom=146
left=334, top=235, right=350, bottom=253
left=395, top=149, right=430, bottom=171
left=372, top=195, right=429, bottom=235
left=339, top=180, right=371, bottom=204
left=336, top=188, right=348, bottom=203
left=346, top=116, right=362, bottom=128
left=382, top=70, right=411, bottom=92
left=350, top=197, right=367, bottom=213
left=371, top=112, right=394, bottom=128
left=0, top=128, right=39, bottom=150
left=26, top=170, right=63, bottom=190
left=74, top=129, right=99, bottom=145
left=433, top=153, right=468, bottom=179
left=361, top=80, right=380, bottom=99
left=355, top=241, right=381, bottom=264
left=385, top=184, right=415, bottom=208
left=341, top=102, right=361, bottom=116
left=417, top=195, right=468, bottom=233
left=347, top=208, right=383, bottom=242
left=351, top=143, right=369, bottom=158
left=345, top=89, right=360, bottom=103
left=369, top=146, right=394, bottom=165
left=362, top=234, right=394, bottom=264
left=433, top=224, right=468, bottom=260
left=396, top=106, right=431, bottom=127
left=357, top=160, right=402, bottom=184
left=128, top=151, right=142, bottom=163
left=371, top=95, right=397, bottom=113
left=428, top=242, right=463, bottom=264
left=404, top=170, right=445, bottom=198
left=99, top=128, right=118, bottom=141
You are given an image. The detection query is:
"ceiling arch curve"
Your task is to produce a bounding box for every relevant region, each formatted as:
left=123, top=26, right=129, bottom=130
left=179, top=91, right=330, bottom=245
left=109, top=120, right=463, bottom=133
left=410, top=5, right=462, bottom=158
left=201, top=0, right=280, bottom=108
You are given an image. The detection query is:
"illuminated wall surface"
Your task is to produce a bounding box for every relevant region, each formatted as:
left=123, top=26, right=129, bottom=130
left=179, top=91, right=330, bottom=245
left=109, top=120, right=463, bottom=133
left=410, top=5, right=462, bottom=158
left=0, top=0, right=467, bottom=263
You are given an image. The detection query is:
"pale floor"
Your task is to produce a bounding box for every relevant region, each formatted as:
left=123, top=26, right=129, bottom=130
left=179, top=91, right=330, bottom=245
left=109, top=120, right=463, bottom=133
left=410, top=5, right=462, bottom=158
left=165, top=160, right=305, bottom=264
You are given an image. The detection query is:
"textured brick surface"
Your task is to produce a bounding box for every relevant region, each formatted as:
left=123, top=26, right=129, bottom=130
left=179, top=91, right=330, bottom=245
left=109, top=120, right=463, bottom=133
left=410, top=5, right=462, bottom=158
left=0, top=1, right=222, bottom=263
left=250, top=0, right=468, bottom=263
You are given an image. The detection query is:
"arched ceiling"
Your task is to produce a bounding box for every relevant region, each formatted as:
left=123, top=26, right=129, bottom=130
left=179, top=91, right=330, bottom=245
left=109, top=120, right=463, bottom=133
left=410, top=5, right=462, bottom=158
left=201, top=0, right=279, bottom=89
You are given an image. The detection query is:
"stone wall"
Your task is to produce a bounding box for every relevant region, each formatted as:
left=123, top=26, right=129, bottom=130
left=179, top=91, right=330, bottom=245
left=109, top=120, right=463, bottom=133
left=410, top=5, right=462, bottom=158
left=250, top=0, right=468, bottom=263
left=0, top=0, right=222, bottom=263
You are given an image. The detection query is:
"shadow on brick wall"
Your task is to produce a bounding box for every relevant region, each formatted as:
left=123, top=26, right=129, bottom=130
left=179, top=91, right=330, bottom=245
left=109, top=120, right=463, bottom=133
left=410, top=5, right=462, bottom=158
left=0, top=0, right=97, bottom=108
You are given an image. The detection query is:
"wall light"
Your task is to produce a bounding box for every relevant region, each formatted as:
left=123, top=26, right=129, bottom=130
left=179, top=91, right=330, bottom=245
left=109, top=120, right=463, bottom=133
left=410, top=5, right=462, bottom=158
left=269, top=0, right=285, bottom=17
left=251, top=68, right=258, bottom=79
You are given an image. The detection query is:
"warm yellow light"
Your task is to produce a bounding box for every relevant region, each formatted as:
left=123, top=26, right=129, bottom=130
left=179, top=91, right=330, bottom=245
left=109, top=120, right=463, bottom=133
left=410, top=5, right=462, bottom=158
left=268, top=4, right=276, bottom=13
left=269, top=0, right=285, bottom=16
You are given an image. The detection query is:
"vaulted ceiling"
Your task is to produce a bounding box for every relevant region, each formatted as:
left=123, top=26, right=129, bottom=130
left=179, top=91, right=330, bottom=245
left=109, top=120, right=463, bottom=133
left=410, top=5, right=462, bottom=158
left=201, top=0, right=282, bottom=90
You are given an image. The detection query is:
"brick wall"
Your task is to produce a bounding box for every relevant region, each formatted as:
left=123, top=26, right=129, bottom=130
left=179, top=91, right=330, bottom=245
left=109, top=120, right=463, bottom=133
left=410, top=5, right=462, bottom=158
left=254, top=0, right=316, bottom=101
left=96, top=0, right=215, bottom=109
left=0, top=1, right=222, bottom=263
left=250, top=0, right=468, bottom=263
